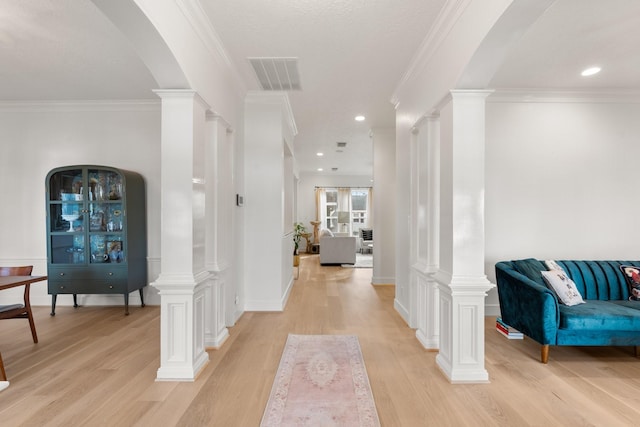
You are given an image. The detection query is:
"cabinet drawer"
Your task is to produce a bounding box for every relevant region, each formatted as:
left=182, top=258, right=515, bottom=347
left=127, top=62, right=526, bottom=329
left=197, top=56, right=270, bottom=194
left=48, top=281, right=87, bottom=294
left=49, top=266, right=127, bottom=281
left=48, top=279, right=126, bottom=294
left=93, top=282, right=127, bottom=293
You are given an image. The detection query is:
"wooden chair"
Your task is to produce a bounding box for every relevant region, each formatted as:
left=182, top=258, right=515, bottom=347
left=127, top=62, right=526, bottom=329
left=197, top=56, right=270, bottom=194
left=0, top=266, right=38, bottom=344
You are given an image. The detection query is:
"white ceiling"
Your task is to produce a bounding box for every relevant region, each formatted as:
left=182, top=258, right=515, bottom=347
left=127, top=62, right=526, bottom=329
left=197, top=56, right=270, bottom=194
left=489, top=0, right=640, bottom=90
left=200, top=0, right=447, bottom=177
left=0, top=0, right=157, bottom=100
left=1, top=0, right=639, bottom=177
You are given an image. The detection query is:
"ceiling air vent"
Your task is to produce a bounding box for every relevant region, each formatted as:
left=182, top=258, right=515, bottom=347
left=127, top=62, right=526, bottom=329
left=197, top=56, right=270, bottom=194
left=331, top=167, right=339, bottom=171
left=248, top=57, right=301, bottom=91
left=336, top=141, right=347, bottom=148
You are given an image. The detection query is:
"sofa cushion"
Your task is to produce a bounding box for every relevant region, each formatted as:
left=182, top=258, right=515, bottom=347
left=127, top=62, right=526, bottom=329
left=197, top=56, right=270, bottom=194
left=609, top=300, right=640, bottom=311
left=620, top=265, right=640, bottom=301
left=542, top=270, right=585, bottom=306
left=559, top=300, right=640, bottom=331
left=512, top=258, right=547, bottom=286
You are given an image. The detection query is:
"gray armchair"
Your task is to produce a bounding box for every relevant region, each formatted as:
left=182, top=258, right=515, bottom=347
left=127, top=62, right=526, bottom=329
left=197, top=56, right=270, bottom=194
left=359, top=228, right=373, bottom=253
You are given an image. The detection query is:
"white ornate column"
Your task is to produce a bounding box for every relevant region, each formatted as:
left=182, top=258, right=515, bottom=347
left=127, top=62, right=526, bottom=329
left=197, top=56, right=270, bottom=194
left=152, top=90, right=210, bottom=381
left=435, top=90, right=494, bottom=383
left=416, top=115, right=441, bottom=350
left=204, top=113, right=231, bottom=348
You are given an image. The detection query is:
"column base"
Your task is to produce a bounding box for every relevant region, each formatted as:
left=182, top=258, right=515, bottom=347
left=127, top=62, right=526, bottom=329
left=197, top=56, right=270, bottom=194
left=436, top=274, right=495, bottom=384
left=152, top=272, right=210, bottom=382
left=436, top=353, right=490, bottom=384
left=156, top=352, right=209, bottom=382
left=415, top=272, right=439, bottom=350
left=416, top=329, right=439, bottom=350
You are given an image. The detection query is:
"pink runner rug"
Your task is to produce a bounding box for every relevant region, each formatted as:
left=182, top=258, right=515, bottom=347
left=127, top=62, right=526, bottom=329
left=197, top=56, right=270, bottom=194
left=261, top=334, right=381, bottom=426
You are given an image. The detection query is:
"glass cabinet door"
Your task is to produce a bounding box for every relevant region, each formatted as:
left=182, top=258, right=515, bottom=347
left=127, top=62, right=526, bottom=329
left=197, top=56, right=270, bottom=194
left=48, top=168, right=85, bottom=202
left=87, top=169, right=125, bottom=264
left=88, top=169, right=122, bottom=202
left=48, top=168, right=86, bottom=264
left=47, top=167, right=126, bottom=265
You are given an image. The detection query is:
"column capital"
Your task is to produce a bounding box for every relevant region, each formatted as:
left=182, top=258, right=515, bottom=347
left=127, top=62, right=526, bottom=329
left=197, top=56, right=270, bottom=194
left=153, top=89, right=210, bottom=110
left=412, top=113, right=440, bottom=134
left=450, top=89, right=494, bottom=100
left=205, top=111, right=234, bottom=133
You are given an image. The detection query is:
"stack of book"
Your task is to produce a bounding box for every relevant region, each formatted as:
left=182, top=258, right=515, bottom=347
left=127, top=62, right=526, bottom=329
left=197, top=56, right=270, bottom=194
left=496, top=317, right=524, bottom=339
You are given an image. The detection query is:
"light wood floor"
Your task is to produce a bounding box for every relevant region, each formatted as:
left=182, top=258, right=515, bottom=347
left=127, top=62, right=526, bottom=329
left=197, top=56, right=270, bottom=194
left=2, top=255, right=640, bottom=426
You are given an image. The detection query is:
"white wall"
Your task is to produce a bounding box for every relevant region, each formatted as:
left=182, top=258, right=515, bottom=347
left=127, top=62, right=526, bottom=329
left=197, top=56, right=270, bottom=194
left=0, top=101, right=161, bottom=307
left=485, top=98, right=640, bottom=312
left=372, top=128, right=396, bottom=286
left=243, top=92, right=297, bottom=311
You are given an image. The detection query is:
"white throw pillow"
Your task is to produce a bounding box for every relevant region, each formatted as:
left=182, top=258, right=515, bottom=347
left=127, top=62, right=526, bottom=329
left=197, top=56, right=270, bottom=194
left=541, top=270, right=585, bottom=306
left=545, top=260, right=564, bottom=271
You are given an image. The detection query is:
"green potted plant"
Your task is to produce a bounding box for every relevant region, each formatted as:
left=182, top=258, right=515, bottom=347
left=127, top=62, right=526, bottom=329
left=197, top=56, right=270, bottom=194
left=293, top=222, right=307, bottom=266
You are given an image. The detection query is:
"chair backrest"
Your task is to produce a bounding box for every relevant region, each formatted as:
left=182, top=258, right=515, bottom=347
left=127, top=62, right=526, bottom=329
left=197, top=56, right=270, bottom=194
left=360, top=228, right=373, bottom=241
left=0, top=266, right=33, bottom=276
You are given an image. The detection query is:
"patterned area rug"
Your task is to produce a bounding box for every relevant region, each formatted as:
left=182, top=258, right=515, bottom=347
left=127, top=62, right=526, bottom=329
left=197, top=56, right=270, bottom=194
left=261, top=334, right=380, bottom=427
left=342, top=253, right=373, bottom=268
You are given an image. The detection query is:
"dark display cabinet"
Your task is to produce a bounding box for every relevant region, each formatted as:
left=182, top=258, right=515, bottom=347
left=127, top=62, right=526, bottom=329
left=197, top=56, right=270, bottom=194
left=45, top=165, right=147, bottom=315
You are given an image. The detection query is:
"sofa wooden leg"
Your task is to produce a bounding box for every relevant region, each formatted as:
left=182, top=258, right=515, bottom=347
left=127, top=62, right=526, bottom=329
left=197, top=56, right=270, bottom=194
left=541, top=345, right=549, bottom=364
left=635, top=346, right=640, bottom=358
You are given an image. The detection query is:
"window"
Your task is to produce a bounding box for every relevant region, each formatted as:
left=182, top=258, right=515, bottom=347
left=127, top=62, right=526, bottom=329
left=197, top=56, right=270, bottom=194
left=350, top=190, right=368, bottom=234
left=316, top=187, right=371, bottom=235
left=325, top=189, right=338, bottom=230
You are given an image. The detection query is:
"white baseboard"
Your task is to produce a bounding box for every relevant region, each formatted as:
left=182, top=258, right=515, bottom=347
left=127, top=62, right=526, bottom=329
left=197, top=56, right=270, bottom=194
left=206, top=328, right=230, bottom=349
left=394, top=298, right=410, bottom=325
left=372, top=276, right=395, bottom=285
left=485, top=303, right=500, bottom=317
left=416, top=329, right=439, bottom=350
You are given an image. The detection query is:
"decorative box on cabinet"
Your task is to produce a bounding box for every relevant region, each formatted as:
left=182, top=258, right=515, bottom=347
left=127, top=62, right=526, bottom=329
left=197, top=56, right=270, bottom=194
left=45, top=165, right=147, bottom=315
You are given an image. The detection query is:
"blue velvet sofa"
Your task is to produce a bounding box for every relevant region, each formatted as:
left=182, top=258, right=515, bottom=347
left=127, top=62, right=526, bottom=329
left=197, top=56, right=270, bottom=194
left=495, top=259, right=640, bottom=363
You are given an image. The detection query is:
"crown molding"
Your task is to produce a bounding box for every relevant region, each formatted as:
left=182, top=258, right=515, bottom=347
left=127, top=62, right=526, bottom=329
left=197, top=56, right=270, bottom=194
left=0, top=99, right=160, bottom=113
left=175, top=0, right=247, bottom=96
left=391, top=0, right=472, bottom=105
left=206, top=111, right=233, bottom=132
left=488, top=89, right=640, bottom=104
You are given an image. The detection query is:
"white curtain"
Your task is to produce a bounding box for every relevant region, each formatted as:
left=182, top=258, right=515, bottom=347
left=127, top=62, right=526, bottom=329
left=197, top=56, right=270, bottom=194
left=337, top=188, right=352, bottom=234
left=366, top=187, right=373, bottom=228
left=316, top=188, right=327, bottom=229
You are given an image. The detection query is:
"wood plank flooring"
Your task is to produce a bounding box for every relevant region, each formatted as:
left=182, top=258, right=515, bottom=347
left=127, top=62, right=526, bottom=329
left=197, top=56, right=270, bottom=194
left=1, top=254, right=640, bottom=426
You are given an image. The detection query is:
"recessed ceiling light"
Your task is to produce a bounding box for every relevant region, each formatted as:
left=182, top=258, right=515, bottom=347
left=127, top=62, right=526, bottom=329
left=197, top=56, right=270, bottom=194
left=317, top=168, right=323, bottom=172
left=581, top=66, right=601, bottom=77
left=316, top=152, right=324, bottom=157
left=355, top=115, right=365, bottom=122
